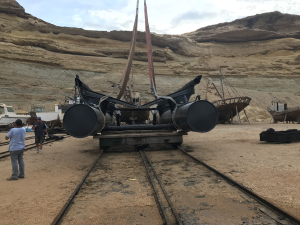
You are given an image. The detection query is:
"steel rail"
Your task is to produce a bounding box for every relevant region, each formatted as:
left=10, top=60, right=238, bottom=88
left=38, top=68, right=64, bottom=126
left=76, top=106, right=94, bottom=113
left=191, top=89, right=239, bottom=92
left=142, top=150, right=183, bottom=225
left=0, top=143, right=42, bottom=159
left=178, top=147, right=300, bottom=225
left=0, top=136, right=35, bottom=147
left=0, top=151, right=10, bottom=156
left=51, top=151, right=103, bottom=225
left=0, top=135, right=70, bottom=159
left=140, top=150, right=169, bottom=225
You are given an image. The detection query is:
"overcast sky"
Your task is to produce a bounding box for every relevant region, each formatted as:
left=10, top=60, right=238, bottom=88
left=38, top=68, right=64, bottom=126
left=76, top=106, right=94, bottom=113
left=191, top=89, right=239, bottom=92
left=18, top=0, right=300, bottom=34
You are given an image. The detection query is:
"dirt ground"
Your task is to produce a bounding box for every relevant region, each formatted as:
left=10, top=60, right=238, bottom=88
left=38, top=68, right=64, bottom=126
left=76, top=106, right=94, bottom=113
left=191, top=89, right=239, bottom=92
left=0, top=123, right=299, bottom=224
left=63, top=149, right=281, bottom=225
left=62, top=152, right=162, bottom=225
left=145, top=150, right=279, bottom=225
left=0, top=133, right=99, bottom=225
left=185, top=123, right=300, bottom=220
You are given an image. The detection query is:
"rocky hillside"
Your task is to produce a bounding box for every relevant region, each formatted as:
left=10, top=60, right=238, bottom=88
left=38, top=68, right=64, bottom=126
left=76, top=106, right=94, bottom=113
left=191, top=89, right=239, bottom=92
left=184, top=11, right=300, bottom=42
left=1, top=0, right=300, bottom=121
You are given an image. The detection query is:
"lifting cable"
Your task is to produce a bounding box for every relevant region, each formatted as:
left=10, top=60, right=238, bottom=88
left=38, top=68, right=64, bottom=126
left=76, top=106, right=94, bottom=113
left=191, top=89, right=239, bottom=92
left=98, top=0, right=139, bottom=105
left=144, top=0, right=181, bottom=131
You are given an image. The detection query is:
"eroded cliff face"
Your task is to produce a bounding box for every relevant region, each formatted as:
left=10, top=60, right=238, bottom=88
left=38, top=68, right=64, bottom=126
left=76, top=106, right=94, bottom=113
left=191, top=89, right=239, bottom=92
left=0, top=0, right=300, bottom=121
left=184, top=11, right=300, bottom=42
left=0, top=0, right=26, bottom=18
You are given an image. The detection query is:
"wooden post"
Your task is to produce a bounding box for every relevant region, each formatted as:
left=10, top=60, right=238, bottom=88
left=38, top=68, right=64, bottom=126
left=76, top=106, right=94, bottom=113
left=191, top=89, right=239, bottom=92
left=236, top=106, right=240, bottom=124
left=205, top=78, right=210, bottom=100
left=284, top=113, right=287, bottom=123
left=243, top=109, right=250, bottom=124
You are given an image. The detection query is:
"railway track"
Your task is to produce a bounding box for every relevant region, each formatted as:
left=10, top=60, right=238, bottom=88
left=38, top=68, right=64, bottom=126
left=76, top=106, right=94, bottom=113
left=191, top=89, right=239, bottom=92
left=0, top=136, right=35, bottom=147
left=0, top=135, right=69, bottom=159
left=51, top=152, right=103, bottom=225
left=51, top=148, right=300, bottom=225
left=178, top=147, right=300, bottom=225
left=140, top=150, right=182, bottom=225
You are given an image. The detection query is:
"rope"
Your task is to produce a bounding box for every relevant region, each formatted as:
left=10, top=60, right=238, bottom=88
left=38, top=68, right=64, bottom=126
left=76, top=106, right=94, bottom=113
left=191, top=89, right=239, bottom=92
left=98, top=0, right=139, bottom=106
left=223, top=79, right=232, bottom=98
left=98, top=82, right=122, bottom=106
left=223, top=79, right=235, bottom=97
left=220, top=71, right=240, bottom=97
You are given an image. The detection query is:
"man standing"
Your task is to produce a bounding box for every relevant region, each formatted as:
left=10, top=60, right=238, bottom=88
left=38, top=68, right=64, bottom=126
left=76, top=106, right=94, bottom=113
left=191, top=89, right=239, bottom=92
left=5, top=119, right=26, bottom=181
left=32, top=117, right=48, bottom=154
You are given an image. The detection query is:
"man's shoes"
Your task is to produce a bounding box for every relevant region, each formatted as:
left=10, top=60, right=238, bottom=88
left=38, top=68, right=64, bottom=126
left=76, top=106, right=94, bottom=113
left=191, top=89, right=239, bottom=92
left=18, top=175, right=25, bottom=179
left=36, top=148, right=39, bottom=153
left=7, top=177, right=18, bottom=181
left=39, top=150, right=42, bottom=154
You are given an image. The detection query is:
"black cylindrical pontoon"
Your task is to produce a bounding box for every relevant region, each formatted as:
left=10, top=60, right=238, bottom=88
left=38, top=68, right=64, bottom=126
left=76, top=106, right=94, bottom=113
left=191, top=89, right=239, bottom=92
left=159, top=100, right=218, bottom=133
left=63, top=104, right=105, bottom=138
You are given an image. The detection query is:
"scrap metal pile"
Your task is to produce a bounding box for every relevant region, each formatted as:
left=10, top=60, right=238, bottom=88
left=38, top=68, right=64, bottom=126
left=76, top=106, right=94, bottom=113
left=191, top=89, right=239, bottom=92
left=260, top=128, right=300, bottom=143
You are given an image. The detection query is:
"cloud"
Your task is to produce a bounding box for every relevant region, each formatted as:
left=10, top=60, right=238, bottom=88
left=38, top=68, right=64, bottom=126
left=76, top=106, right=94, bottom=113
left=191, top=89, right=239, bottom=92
left=72, top=15, right=82, bottom=22
left=171, top=11, right=218, bottom=27
left=74, top=9, right=136, bottom=31
left=83, top=22, right=120, bottom=31
left=18, top=0, right=300, bottom=35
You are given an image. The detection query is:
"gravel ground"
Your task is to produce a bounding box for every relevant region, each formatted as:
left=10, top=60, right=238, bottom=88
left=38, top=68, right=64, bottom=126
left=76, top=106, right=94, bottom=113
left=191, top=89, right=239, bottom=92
left=0, top=133, right=99, bottom=225
left=185, top=123, right=300, bottom=220
left=0, top=123, right=299, bottom=224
